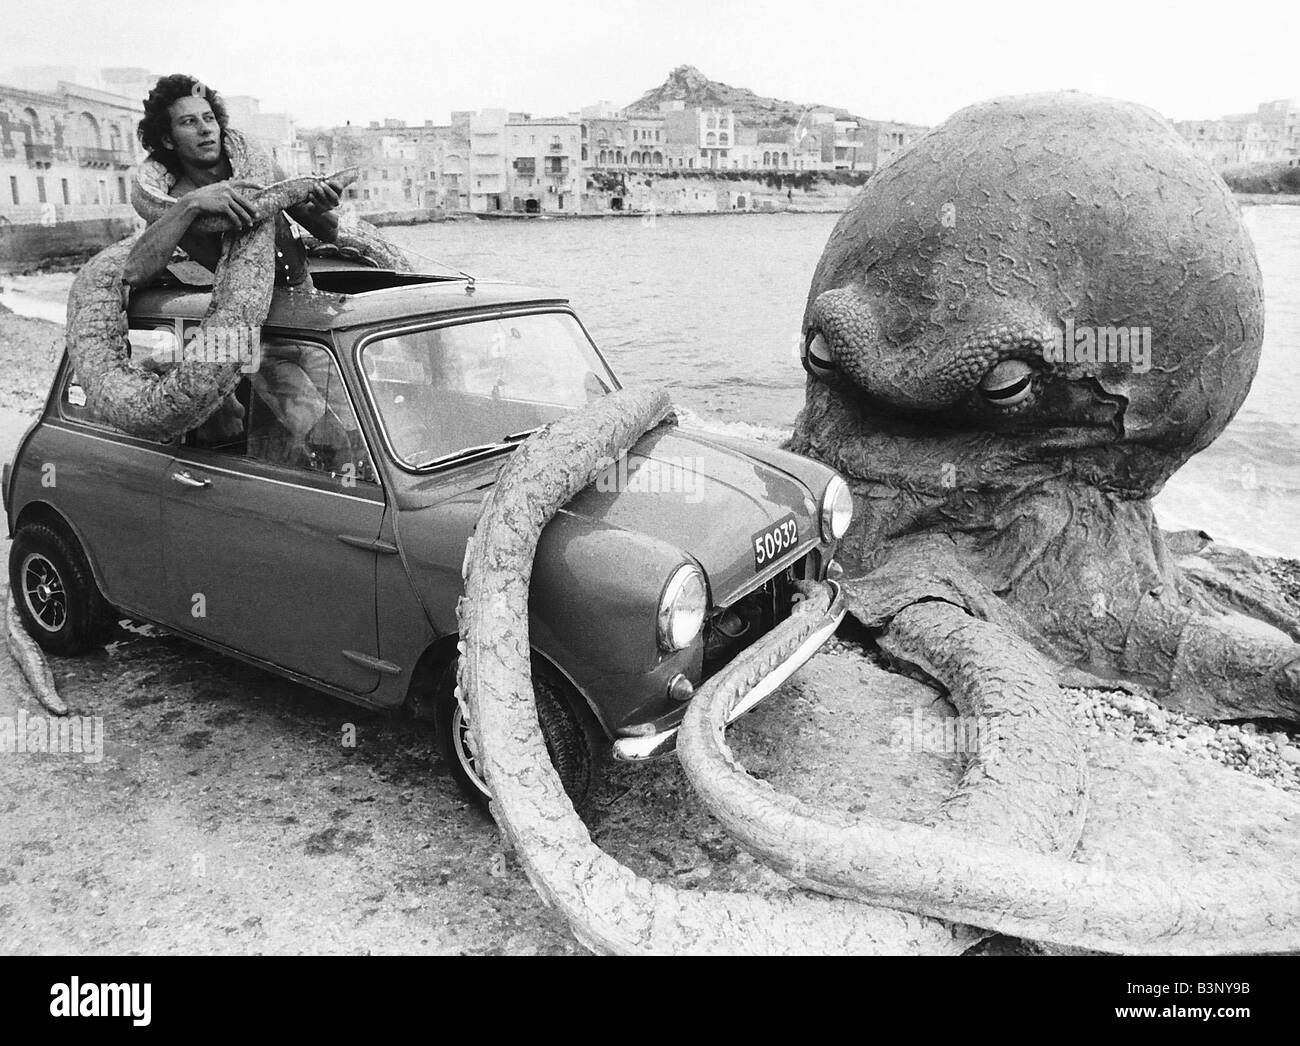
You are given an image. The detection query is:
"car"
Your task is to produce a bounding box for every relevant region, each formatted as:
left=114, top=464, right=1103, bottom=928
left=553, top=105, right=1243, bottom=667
left=3, top=258, right=852, bottom=808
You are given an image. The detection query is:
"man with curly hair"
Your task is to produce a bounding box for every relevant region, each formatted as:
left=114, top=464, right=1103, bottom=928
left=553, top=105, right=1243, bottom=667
left=123, top=74, right=341, bottom=289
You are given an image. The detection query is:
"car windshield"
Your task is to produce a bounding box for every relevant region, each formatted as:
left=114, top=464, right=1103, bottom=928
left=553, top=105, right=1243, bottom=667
left=360, top=311, right=618, bottom=469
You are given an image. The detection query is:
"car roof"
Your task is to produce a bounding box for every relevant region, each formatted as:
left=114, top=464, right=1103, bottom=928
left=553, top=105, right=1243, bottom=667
left=127, top=259, right=570, bottom=332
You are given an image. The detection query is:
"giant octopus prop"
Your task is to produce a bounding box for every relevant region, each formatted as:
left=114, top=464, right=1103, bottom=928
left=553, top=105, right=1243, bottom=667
left=789, top=91, right=1298, bottom=724
left=456, top=93, right=1300, bottom=954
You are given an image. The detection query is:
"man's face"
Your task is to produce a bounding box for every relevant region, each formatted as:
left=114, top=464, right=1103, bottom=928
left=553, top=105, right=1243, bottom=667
left=163, top=94, right=223, bottom=169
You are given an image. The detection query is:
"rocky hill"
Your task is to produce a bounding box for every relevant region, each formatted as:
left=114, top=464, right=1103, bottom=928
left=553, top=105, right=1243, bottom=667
left=626, top=65, right=856, bottom=128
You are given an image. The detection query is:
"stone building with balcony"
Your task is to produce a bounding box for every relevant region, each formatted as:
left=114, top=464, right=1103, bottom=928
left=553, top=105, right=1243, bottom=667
left=1174, top=99, right=1299, bottom=170
left=0, top=77, right=142, bottom=221
left=0, top=74, right=145, bottom=267
left=506, top=115, right=582, bottom=212
left=1174, top=118, right=1275, bottom=169
left=456, top=108, right=527, bottom=212
left=583, top=104, right=630, bottom=168
left=300, top=118, right=470, bottom=214
left=626, top=113, right=666, bottom=168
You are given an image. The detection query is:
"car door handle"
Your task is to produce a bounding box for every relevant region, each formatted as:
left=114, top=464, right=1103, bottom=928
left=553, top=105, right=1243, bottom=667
left=170, top=470, right=211, bottom=489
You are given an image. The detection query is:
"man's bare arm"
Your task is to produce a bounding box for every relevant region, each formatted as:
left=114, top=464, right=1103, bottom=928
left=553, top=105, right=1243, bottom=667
left=122, top=181, right=261, bottom=289
left=287, top=202, right=340, bottom=242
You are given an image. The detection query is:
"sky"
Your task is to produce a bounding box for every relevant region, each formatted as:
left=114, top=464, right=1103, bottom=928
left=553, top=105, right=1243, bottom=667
left=5, top=0, right=1299, bottom=128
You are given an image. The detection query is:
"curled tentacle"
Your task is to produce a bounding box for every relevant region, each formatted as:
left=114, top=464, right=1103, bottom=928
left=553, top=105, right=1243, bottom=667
left=303, top=221, right=412, bottom=272
left=676, top=594, right=1300, bottom=954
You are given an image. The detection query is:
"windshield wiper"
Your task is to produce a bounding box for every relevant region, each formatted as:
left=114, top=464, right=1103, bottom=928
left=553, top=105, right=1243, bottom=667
left=412, top=431, right=539, bottom=470
left=411, top=429, right=543, bottom=470
left=413, top=443, right=513, bottom=469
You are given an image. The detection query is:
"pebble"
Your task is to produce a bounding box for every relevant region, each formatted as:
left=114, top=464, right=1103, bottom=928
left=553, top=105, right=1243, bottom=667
left=1071, top=689, right=1300, bottom=794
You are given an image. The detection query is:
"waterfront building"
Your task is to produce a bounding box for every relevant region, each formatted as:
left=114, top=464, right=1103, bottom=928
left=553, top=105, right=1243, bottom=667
left=662, top=105, right=735, bottom=171
left=506, top=115, right=582, bottom=212
left=829, top=117, right=865, bottom=169
left=1253, top=99, right=1300, bottom=157
left=0, top=75, right=142, bottom=223
left=299, top=119, right=468, bottom=213
left=1173, top=98, right=1300, bottom=170
left=857, top=119, right=928, bottom=171
left=626, top=113, right=666, bottom=168
left=584, top=106, right=630, bottom=168
left=756, top=128, right=793, bottom=170
left=725, top=125, right=760, bottom=170
left=459, top=108, right=516, bottom=212
left=223, top=95, right=306, bottom=177
left=1175, top=119, right=1274, bottom=169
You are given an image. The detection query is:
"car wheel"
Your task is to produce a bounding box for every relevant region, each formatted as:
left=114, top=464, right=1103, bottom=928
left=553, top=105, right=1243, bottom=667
left=8, top=521, right=115, bottom=655
left=434, top=657, right=598, bottom=811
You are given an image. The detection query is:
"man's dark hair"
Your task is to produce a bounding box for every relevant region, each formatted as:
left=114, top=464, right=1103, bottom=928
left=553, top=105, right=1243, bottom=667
left=137, top=74, right=229, bottom=176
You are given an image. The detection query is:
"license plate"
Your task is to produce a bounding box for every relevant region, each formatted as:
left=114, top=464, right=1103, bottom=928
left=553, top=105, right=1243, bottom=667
left=752, top=514, right=799, bottom=570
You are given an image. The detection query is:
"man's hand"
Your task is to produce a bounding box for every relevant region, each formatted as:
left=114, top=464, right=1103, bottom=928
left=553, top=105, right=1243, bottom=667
left=287, top=178, right=343, bottom=243
left=125, top=178, right=261, bottom=288
left=184, top=180, right=264, bottom=231
left=304, top=178, right=343, bottom=212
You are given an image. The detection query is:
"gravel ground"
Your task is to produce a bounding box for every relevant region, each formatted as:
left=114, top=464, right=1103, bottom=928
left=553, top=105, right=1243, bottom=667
left=1074, top=689, right=1300, bottom=794
left=0, top=302, right=62, bottom=415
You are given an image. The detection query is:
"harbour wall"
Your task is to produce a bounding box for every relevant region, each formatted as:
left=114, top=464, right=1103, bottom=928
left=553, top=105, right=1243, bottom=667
left=0, top=209, right=141, bottom=272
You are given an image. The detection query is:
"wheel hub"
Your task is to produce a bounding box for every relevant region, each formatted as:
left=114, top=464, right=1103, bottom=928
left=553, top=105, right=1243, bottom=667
left=20, top=553, right=67, bottom=633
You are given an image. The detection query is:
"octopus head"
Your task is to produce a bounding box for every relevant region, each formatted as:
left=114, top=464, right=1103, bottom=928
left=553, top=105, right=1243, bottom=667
left=799, top=92, right=1264, bottom=500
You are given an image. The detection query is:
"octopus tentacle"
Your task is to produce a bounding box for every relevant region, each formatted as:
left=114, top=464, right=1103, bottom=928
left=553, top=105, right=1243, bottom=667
left=1126, top=594, right=1300, bottom=720
left=676, top=595, right=1300, bottom=954
left=5, top=592, right=68, bottom=715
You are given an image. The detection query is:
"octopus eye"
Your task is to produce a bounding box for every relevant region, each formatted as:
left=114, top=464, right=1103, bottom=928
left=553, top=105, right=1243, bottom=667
left=803, top=331, right=836, bottom=376
left=979, top=359, right=1034, bottom=406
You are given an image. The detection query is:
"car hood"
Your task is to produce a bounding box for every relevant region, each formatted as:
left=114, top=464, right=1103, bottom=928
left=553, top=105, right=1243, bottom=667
left=559, top=426, right=821, bottom=604
left=394, top=423, right=829, bottom=610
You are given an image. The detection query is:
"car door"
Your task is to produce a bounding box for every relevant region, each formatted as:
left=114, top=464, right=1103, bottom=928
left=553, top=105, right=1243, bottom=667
left=40, top=352, right=173, bottom=617
left=159, top=333, right=386, bottom=695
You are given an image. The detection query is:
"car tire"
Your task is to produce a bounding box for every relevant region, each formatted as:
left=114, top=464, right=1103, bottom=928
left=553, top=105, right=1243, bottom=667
left=8, top=521, right=115, bottom=655
left=434, top=656, right=599, bottom=812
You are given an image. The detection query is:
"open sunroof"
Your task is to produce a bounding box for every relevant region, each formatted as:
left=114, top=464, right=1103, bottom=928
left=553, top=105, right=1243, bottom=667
left=307, top=269, right=465, bottom=294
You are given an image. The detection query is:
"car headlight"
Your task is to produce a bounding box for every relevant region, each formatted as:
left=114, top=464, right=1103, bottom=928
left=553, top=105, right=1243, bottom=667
left=820, top=475, right=854, bottom=541
left=657, top=564, right=707, bottom=651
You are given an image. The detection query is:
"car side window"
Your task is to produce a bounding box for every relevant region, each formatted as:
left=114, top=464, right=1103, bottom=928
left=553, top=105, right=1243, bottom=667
left=60, top=322, right=185, bottom=439
left=244, top=339, right=378, bottom=486
left=176, top=336, right=378, bottom=487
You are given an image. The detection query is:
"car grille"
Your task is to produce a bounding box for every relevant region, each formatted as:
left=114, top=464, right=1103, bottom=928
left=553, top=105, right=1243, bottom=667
left=701, top=551, right=819, bottom=677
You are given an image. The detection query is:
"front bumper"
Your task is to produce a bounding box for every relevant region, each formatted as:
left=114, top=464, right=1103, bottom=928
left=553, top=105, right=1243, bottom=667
left=611, top=580, right=846, bottom=761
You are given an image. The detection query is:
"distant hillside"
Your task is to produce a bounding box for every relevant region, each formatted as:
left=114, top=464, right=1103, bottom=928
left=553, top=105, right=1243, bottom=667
left=626, top=65, right=856, bottom=128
